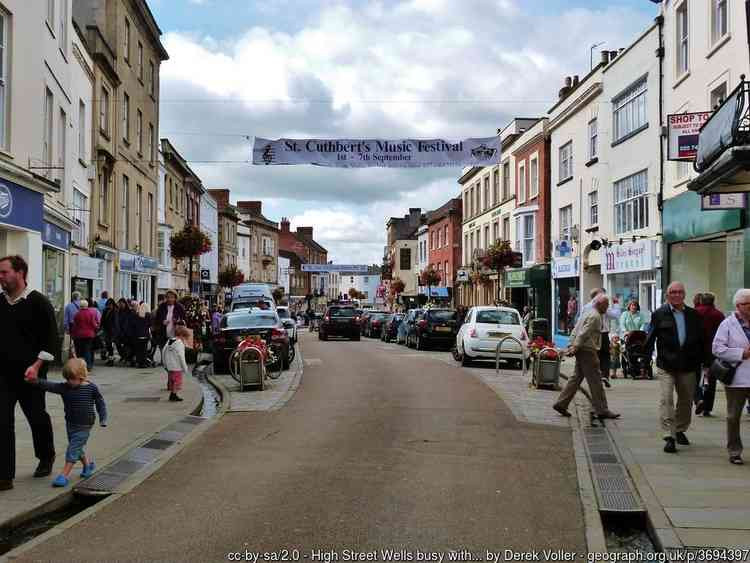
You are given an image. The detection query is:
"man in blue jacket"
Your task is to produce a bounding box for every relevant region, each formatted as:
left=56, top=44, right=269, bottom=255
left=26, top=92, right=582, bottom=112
left=645, top=281, right=704, bottom=453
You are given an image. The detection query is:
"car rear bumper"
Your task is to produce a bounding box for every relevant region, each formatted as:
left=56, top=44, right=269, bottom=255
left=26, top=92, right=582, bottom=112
left=466, top=337, right=529, bottom=358
left=321, top=323, right=359, bottom=336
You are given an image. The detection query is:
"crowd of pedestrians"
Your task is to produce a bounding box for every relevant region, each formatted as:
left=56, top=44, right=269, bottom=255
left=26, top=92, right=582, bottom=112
left=554, top=280, right=750, bottom=465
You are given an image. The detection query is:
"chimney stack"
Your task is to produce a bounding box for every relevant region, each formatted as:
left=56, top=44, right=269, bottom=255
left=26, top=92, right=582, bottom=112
left=601, top=50, right=610, bottom=65
left=565, top=76, right=572, bottom=87
left=609, top=50, right=618, bottom=61
left=207, top=188, right=230, bottom=208
left=408, top=208, right=422, bottom=228
left=236, top=200, right=262, bottom=216
left=280, top=217, right=290, bottom=233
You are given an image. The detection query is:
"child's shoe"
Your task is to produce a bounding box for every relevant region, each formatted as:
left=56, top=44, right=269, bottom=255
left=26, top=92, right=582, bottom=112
left=81, top=461, right=96, bottom=478
left=52, top=474, right=69, bottom=487
left=169, top=393, right=184, bottom=402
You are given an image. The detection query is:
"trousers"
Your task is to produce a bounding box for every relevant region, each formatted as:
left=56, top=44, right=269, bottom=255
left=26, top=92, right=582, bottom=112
left=725, top=387, right=750, bottom=457
left=657, top=367, right=695, bottom=438
left=0, top=374, right=55, bottom=480
left=556, top=349, right=610, bottom=416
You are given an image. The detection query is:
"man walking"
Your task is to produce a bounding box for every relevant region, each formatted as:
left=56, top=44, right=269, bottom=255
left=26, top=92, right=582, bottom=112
left=581, top=288, right=621, bottom=388
left=646, top=281, right=704, bottom=453
left=0, top=255, right=58, bottom=491
left=63, top=291, right=81, bottom=358
left=694, top=292, right=724, bottom=417
left=553, top=294, right=620, bottom=420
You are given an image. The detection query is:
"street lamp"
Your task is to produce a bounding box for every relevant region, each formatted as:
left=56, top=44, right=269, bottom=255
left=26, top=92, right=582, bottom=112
left=590, top=41, right=606, bottom=70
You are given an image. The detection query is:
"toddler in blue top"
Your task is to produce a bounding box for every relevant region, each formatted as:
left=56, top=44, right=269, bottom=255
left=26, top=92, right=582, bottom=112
left=26, top=358, right=107, bottom=487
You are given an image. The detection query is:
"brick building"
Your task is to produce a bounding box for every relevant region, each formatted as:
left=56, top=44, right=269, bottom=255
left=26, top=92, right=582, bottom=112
left=279, top=219, right=328, bottom=307
left=427, top=198, right=462, bottom=294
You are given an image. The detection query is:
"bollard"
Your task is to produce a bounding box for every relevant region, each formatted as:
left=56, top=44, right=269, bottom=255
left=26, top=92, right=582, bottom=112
left=495, top=336, right=526, bottom=378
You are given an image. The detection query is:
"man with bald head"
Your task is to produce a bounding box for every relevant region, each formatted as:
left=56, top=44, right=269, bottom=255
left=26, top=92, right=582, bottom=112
left=646, top=281, right=705, bottom=453
left=553, top=294, right=620, bottom=420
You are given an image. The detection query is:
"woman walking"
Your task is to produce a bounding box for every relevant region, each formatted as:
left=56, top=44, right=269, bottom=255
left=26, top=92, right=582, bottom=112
left=132, top=303, right=152, bottom=369
left=711, top=288, right=750, bottom=465
left=619, top=300, right=647, bottom=336
left=71, top=300, right=99, bottom=371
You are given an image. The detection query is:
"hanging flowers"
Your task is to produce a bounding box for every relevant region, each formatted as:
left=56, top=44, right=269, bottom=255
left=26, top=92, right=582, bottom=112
left=528, top=337, right=559, bottom=360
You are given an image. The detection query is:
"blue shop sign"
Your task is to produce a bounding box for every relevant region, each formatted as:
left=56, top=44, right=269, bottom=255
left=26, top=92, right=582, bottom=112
left=0, top=178, right=44, bottom=232
left=42, top=221, right=71, bottom=251
left=120, top=252, right=159, bottom=273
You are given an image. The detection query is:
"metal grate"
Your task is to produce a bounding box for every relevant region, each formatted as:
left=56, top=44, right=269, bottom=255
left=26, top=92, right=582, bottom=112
left=592, top=464, right=626, bottom=478
left=126, top=447, right=161, bottom=463
left=106, top=459, right=146, bottom=475
left=76, top=471, right=130, bottom=492
left=156, top=431, right=184, bottom=442
left=123, top=397, right=161, bottom=402
left=598, top=491, right=642, bottom=512
left=590, top=453, right=619, bottom=464
left=597, top=477, right=631, bottom=492
left=141, top=438, right=173, bottom=450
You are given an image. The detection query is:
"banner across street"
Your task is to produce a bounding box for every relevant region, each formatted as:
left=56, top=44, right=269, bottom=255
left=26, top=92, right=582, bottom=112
left=252, top=137, right=502, bottom=168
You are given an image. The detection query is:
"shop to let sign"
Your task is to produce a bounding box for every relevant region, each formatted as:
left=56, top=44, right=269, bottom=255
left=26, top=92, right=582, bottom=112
left=667, top=112, right=711, bottom=161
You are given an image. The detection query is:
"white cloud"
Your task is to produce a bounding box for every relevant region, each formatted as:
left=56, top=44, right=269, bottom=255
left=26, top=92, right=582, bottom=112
left=159, top=0, right=653, bottom=265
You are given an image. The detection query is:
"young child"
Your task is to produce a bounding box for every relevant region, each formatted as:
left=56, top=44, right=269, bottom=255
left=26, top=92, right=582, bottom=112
left=25, top=358, right=107, bottom=487
left=610, top=335, right=622, bottom=379
left=163, top=325, right=190, bottom=402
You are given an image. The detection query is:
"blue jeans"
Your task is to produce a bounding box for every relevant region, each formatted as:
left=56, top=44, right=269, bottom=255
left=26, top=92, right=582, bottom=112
left=65, top=424, right=92, bottom=463
left=74, top=338, right=94, bottom=370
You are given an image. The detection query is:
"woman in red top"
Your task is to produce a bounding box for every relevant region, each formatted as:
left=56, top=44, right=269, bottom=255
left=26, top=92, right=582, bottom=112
left=71, top=300, right=100, bottom=371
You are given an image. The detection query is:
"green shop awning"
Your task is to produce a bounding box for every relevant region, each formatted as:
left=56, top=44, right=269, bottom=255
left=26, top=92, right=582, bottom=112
left=663, top=190, right=743, bottom=244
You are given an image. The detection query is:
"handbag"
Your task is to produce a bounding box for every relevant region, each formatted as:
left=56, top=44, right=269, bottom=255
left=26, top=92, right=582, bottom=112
left=708, top=358, right=738, bottom=385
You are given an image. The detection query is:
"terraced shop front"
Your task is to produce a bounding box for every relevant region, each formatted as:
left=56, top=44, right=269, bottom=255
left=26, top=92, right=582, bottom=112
left=504, top=263, right=551, bottom=340
left=663, top=190, right=748, bottom=313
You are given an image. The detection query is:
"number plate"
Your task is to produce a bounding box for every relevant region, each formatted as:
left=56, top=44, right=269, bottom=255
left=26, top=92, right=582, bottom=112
left=488, top=332, right=509, bottom=339
left=435, top=326, right=451, bottom=332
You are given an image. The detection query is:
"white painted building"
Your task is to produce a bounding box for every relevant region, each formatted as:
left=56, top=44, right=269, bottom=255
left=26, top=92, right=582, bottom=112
left=199, top=190, right=219, bottom=294
left=660, top=0, right=750, bottom=312
left=278, top=255, right=290, bottom=298
left=237, top=222, right=251, bottom=283
left=156, top=150, right=172, bottom=295
left=417, top=224, right=429, bottom=279
left=341, top=272, right=381, bottom=306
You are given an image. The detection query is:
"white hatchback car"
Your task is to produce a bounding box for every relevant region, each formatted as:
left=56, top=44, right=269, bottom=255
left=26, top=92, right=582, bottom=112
left=456, top=306, right=529, bottom=368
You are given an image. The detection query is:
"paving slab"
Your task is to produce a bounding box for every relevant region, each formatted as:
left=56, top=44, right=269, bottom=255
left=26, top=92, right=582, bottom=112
left=562, top=362, right=750, bottom=550
left=1, top=360, right=201, bottom=529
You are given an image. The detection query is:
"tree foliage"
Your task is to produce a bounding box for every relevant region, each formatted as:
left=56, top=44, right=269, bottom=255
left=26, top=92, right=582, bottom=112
left=419, top=267, right=441, bottom=287
left=219, top=265, right=245, bottom=288
left=170, top=225, right=212, bottom=259
left=390, top=278, right=405, bottom=296
left=482, top=240, right=518, bottom=272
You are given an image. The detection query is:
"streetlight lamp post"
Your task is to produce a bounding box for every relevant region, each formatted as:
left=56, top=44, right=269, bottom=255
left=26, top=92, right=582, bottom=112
left=590, top=41, right=606, bottom=70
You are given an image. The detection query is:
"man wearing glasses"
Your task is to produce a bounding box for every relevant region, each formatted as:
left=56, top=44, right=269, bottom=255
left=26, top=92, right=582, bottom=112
left=645, top=281, right=705, bottom=453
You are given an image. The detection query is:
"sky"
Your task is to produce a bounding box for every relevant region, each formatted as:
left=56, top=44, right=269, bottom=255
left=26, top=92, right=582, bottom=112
left=148, top=0, right=659, bottom=266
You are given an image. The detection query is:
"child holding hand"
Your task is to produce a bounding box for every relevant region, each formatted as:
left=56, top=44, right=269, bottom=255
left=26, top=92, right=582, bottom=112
left=163, top=325, right=190, bottom=402
left=25, top=358, right=107, bottom=487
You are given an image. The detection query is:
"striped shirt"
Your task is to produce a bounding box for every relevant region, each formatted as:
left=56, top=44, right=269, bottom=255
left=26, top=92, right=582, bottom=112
left=35, top=380, right=107, bottom=427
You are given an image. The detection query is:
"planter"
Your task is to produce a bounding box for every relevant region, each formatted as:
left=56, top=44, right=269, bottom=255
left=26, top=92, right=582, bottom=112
left=531, top=347, right=561, bottom=389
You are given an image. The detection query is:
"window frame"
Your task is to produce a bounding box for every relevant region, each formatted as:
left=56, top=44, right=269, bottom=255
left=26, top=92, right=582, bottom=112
left=121, top=175, right=130, bottom=249
left=43, top=88, right=54, bottom=176
left=123, top=17, right=131, bottom=65
left=612, top=76, right=648, bottom=143
left=589, top=190, right=598, bottom=227
left=136, top=108, right=143, bottom=154
left=613, top=169, right=649, bottom=235
left=122, top=91, right=130, bottom=142
left=558, top=141, right=573, bottom=182
left=483, top=175, right=490, bottom=211
left=559, top=205, right=573, bottom=241
left=58, top=0, right=67, bottom=53
left=518, top=161, right=526, bottom=203
left=502, top=160, right=510, bottom=200
left=711, top=0, right=728, bottom=46
left=492, top=168, right=499, bottom=206
left=676, top=1, right=689, bottom=77
left=72, top=188, right=87, bottom=247
left=99, top=167, right=110, bottom=226
left=529, top=155, right=539, bottom=199
left=137, top=41, right=143, bottom=82
left=0, top=11, right=9, bottom=149
left=588, top=118, right=598, bottom=160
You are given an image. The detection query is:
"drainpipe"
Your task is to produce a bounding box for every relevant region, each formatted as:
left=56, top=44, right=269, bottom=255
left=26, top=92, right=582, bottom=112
left=655, top=13, right=667, bottom=293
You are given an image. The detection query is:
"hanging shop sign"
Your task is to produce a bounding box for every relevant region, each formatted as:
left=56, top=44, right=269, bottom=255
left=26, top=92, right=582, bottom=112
left=701, top=193, right=747, bottom=210
left=603, top=240, right=657, bottom=274
left=252, top=137, right=502, bottom=168
left=552, top=257, right=579, bottom=279
left=74, top=255, right=104, bottom=280
left=667, top=112, right=711, bottom=161
left=119, top=251, right=158, bottom=274
left=504, top=268, right=530, bottom=288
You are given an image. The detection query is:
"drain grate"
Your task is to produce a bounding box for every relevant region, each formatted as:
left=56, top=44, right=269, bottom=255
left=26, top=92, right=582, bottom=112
left=126, top=447, right=161, bottom=463
left=599, top=491, right=642, bottom=512
left=123, top=397, right=161, bottom=402
left=156, top=430, right=184, bottom=442
left=597, top=476, right=631, bottom=492
left=590, top=453, right=618, bottom=464
left=141, top=438, right=173, bottom=450
left=76, top=471, right=130, bottom=492
left=106, top=459, right=146, bottom=475
left=592, top=464, right=626, bottom=478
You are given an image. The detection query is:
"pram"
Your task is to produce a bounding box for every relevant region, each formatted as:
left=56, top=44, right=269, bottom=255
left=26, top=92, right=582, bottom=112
left=621, top=330, right=653, bottom=379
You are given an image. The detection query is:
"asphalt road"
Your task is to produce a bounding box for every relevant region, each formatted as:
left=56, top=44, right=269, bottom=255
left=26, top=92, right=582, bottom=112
left=18, top=331, right=585, bottom=562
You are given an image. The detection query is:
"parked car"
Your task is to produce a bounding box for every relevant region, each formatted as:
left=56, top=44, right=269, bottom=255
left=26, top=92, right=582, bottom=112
left=363, top=311, right=390, bottom=338
left=381, top=313, right=403, bottom=342
left=455, top=306, right=529, bottom=367
left=405, top=308, right=458, bottom=350
left=319, top=306, right=361, bottom=341
left=276, top=306, right=297, bottom=344
left=398, top=309, right=419, bottom=345
left=232, top=282, right=275, bottom=303
left=213, top=310, right=291, bottom=374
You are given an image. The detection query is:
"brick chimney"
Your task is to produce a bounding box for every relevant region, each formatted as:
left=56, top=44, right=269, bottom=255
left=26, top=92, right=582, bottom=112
left=207, top=188, right=230, bottom=208
left=297, top=226, right=313, bottom=239
left=280, top=217, right=290, bottom=233
left=236, top=200, right=262, bottom=215
left=408, top=208, right=421, bottom=228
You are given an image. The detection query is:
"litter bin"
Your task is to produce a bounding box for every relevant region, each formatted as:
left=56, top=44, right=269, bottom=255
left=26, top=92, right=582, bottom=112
left=529, top=318, right=550, bottom=341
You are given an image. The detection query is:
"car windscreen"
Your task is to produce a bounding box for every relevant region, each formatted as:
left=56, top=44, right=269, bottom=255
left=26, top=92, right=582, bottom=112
left=427, top=310, right=456, bottom=321
left=222, top=314, right=278, bottom=328
left=277, top=309, right=290, bottom=319
left=329, top=308, right=356, bottom=317
left=476, top=310, right=520, bottom=325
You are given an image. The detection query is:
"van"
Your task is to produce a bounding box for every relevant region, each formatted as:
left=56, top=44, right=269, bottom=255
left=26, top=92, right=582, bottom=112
left=231, top=283, right=275, bottom=303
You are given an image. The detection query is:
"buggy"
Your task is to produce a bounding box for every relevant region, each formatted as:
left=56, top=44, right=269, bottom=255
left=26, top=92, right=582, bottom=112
left=621, top=330, right=653, bottom=379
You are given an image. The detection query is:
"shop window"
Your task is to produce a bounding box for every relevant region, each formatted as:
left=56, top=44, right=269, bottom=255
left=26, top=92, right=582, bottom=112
left=614, top=170, right=649, bottom=234
left=613, top=77, right=647, bottom=142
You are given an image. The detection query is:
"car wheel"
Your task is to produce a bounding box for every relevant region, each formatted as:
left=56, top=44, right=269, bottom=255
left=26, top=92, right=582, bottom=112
left=460, top=344, right=472, bottom=367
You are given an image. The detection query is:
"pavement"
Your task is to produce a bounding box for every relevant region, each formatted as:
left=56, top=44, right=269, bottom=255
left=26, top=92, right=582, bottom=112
left=15, top=330, right=586, bottom=562
left=1, top=357, right=202, bottom=530
left=558, top=363, right=750, bottom=553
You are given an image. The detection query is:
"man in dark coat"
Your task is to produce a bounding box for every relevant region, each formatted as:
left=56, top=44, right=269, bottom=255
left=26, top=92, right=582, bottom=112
left=0, top=255, right=58, bottom=491
left=694, top=292, right=725, bottom=417
left=645, top=281, right=704, bottom=454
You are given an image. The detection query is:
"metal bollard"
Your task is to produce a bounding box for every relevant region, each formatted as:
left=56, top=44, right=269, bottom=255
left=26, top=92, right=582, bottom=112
left=495, top=336, right=526, bottom=378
